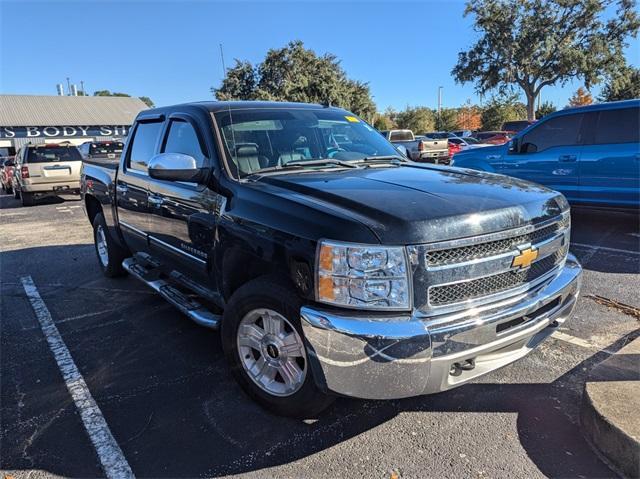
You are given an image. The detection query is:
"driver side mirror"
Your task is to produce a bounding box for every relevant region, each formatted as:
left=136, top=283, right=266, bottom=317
left=508, top=138, right=519, bottom=154
left=148, top=152, right=207, bottom=183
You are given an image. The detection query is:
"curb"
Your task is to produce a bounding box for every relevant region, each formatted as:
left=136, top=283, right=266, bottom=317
left=580, top=338, right=640, bottom=478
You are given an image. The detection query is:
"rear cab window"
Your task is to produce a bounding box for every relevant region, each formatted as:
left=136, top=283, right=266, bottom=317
left=26, top=145, right=82, bottom=163
left=389, top=131, right=413, bottom=141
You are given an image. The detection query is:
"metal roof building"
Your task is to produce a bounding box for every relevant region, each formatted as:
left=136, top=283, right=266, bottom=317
left=0, top=94, right=148, bottom=154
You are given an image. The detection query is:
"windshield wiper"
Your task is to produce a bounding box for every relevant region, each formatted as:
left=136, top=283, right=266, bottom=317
left=249, top=158, right=360, bottom=176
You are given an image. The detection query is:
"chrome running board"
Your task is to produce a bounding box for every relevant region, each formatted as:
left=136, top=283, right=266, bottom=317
left=122, top=256, right=221, bottom=330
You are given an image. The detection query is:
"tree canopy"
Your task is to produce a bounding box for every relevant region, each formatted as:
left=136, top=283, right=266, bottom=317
left=568, top=87, right=594, bottom=107
left=599, top=65, right=640, bottom=101
left=93, top=90, right=154, bottom=107
left=453, top=0, right=639, bottom=120
left=535, top=101, right=557, bottom=118
left=213, top=41, right=376, bottom=120
left=394, top=107, right=436, bottom=133
left=480, top=94, right=527, bottom=130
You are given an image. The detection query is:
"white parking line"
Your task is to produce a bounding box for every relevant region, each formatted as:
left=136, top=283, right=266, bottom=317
left=21, top=276, right=134, bottom=479
left=571, top=242, right=640, bottom=256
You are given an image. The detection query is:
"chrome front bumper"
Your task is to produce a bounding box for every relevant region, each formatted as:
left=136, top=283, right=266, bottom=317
left=301, top=254, right=582, bottom=400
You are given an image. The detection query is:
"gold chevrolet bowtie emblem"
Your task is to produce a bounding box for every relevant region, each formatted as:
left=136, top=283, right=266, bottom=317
left=512, top=247, right=539, bottom=269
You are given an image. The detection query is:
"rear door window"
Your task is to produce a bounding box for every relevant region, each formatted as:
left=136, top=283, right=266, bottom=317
left=161, top=120, right=207, bottom=168
left=26, top=146, right=82, bottom=163
left=592, top=107, right=639, bottom=145
left=127, top=121, right=163, bottom=172
left=520, top=114, right=583, bottom=153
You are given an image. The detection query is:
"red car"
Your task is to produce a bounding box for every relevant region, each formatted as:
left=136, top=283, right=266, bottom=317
left=474, top=131, right=512, bottom=145
left=0, top=157, right=15, bottom=194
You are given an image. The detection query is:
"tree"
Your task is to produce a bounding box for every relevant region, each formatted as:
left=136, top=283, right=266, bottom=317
left=138, top=96, right=155, bottom=108
left=436, top=108, right=459, bottom=131
left=456, top=103, right=482, bottom=130
left=535, top=101, right=557, bottom=118
left=213, top=60, right=257, bottom=101
left=373, top=113, right=395, bottom=131
left=568, top=87, right=593, bottom=106
left=94, top=90, right=131, bottom=97
left=452, top=0, right=639, bottom=121
left=599, top=65, right=640, bottom=101
left=213, top=41, right=376, bottom=120
left=395, top=107, right=436, bottom=133
left=481, top=94, right=527, bottom=130
left=93, top=90, right=154, bottom=108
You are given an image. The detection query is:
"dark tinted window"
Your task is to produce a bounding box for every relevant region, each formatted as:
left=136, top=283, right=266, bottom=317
left=90, top=142, right=124, bottom=156
left=389, top=131, right=413, bottom=141
left=26, top=145, right=82, bottom=163
left=0, top=147, right=15, bottom=157
left=128, top=121, right=162, bottom=171
left=502, top=120, right=530, bottom=132
left=593, top=107, right=639, bottom=145
left=162, top=120, right=206, bottom=168
left=520, top=114, right=583, bottom=153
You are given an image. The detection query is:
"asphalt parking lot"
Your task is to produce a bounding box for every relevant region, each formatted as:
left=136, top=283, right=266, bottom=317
left=1, top=193, right=638, bottom=478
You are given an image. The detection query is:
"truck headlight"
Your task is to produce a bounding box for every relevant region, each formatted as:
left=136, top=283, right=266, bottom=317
left=316, top=240, right=411, bottom=310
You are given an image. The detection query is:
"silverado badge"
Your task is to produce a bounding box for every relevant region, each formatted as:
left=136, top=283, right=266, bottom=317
left=512, top=246, right=539, bottom=269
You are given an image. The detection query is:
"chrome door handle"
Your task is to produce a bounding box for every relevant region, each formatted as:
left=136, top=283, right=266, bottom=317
left=115, top=184, right=128, bottom=194
left=148, top=195, right=164, bottom=206
left=558, top=155, right=577, bottom=162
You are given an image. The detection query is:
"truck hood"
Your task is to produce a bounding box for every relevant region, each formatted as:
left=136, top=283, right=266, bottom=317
left=257, top=163, right=568, bottom=244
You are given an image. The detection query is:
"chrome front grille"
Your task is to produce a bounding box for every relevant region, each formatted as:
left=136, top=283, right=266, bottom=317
left=426, top=217, right=569, bottom=267
left=413, top=213, right=571, bottom=314
left=429, top=245, right=568, bottom=306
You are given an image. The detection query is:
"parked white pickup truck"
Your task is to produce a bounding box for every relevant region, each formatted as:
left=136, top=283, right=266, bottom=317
left=380, top=129, right=449, bottom=163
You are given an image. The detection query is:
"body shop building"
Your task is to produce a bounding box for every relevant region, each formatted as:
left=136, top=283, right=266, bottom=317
left=0, top=94, right=148, bottom=156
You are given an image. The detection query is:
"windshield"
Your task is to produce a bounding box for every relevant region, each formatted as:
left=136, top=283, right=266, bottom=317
left=215, top=108, right=399, bottom=177
left=89, top=142, right=123, bottom=156
left=26, top=145, right=82, bottom=163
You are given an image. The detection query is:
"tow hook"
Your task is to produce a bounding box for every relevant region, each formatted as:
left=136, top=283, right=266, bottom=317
left=450, top=358, right=476, bottom=376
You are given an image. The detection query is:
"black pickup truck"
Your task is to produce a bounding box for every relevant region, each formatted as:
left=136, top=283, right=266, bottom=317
left=81, top=101, right=582, bottom=417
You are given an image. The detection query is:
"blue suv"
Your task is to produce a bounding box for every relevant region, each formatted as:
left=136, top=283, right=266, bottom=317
left=452, top=100, right=640, bottom=209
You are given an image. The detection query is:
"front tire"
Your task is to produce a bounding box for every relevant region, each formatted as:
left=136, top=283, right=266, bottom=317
left=92, top=212, right=128, bottom=277
left=221, top=277, right=334, bottom=417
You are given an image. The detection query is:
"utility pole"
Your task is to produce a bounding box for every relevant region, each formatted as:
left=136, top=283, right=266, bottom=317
left=437, top=86, right=443, bottom=130
left=80, top=80, right=86, bottom=96
left=66, top=77, right=71, bottom=96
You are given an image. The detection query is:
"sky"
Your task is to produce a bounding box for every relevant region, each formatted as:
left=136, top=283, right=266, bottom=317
left=1, top=0, right=638, bottom=111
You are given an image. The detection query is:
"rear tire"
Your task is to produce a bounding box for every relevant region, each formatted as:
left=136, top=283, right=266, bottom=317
left=92, top=212, right=128, bottom=277
left=20, top=191, right=35, bottom=206
left=221, top=276, right=334, bottom=417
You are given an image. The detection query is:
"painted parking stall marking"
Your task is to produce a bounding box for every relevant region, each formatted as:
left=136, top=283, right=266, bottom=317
left=20, top=276, right=134, bottom=479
